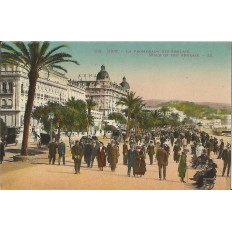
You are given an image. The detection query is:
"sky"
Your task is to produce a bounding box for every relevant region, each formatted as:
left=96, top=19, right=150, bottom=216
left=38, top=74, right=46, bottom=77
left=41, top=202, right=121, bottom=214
left=49, top=42, right=231, bottom=104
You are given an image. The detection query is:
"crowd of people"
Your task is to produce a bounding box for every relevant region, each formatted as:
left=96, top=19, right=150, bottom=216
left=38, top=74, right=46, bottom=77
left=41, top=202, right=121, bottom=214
left=45, top=125, right=231, bottom=189
left=1, top=125, right=230, bottom=189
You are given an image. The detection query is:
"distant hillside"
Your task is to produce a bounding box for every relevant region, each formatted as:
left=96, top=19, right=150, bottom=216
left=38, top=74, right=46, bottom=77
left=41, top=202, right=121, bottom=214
left=195, top=102, right=231, bottom=110
left=144, top=99, right=231, bottom=110
left=156, top=100, right=230, bottom=119
left=144, top=99, right=168, bottom=107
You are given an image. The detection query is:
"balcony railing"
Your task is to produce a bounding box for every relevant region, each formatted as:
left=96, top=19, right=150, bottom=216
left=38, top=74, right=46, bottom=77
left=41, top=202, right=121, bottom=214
left=0, top=70, right=27, bottom=76
left=0, top=91, right=13, bottom=95
left=0, top=105, right=13, bottom=109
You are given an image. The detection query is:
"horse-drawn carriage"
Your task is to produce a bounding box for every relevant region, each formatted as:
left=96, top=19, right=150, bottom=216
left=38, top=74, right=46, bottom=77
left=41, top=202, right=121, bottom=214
left=2, top=134, right=18, bottom=146
left=37, top=133, right=50, bottom=148
left=1, top=127, right=19, bottom=146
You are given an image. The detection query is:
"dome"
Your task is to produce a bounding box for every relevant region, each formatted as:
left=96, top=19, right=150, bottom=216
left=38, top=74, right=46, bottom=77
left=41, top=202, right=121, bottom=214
left=96, top=65, right=110, bottom=81
left=120, top=77, right=130, bottom=89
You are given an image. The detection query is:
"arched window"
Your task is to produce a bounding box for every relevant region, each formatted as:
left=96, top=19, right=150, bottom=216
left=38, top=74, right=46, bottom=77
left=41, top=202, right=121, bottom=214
left=21, top=83, right=24, bottom=93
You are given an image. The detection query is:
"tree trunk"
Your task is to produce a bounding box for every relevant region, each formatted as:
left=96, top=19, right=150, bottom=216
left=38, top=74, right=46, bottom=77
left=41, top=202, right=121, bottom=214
left=86, top=117, right=89, bottom=136
left=134, top=114, right=138, bottom=137
left=57, top=126, right=61, bottom=141
left=126, top=112, right=131, bottom=139
left=21, top=72, right=38, bottom=156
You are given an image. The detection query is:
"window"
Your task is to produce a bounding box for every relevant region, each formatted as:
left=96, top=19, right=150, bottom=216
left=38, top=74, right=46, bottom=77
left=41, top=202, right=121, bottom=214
left=9, top=82, right=13, bottom=93
left=8, top=99, right=12, bottom=107
left=3, top=82, right=7, bottom=93
left=1, top=99, right=7, bottom=107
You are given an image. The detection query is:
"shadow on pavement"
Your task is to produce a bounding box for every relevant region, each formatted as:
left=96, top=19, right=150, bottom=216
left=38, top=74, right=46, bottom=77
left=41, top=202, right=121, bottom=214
left=5, top=148, right=47, bottom=156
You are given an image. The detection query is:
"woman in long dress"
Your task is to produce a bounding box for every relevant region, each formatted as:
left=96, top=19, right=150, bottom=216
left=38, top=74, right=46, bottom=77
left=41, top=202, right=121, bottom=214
left=134, top=150, right=146, bottom=177
left=178, top=151, right=187, bottom=183
left=97, top=142, right=106, bottom=171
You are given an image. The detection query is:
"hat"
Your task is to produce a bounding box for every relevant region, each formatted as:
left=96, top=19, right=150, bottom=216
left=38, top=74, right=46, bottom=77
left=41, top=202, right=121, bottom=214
left=226, top=143, right=231, bottom=149
left=212, top=163, right=217, bottom=168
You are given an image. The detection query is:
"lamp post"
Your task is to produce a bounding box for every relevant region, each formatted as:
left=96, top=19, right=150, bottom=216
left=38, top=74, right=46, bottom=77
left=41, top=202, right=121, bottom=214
left=48, top=112, right=54, bottom=143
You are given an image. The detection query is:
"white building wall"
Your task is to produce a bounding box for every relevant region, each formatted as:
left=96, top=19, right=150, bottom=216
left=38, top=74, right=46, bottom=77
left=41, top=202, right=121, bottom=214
left=0, top=65, right=87, bottom=133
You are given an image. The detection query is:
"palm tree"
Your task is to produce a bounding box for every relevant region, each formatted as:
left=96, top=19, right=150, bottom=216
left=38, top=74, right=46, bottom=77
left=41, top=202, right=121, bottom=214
left=2, top=42, right=79, bottom=156
left=133, top=101, right=145, bottom=138
left=86, top=99, right=97, bottom=115
left=151, top=110, right=162, bottom=126
left=116, top=91, right=142, bottom=139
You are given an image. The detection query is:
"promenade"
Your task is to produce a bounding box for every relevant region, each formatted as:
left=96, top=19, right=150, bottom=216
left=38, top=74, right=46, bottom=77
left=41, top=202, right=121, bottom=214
left=0, top=132, right=230, bottom=190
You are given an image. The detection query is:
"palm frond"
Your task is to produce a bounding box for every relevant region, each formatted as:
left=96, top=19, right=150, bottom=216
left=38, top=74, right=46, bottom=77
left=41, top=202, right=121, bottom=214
left=39, top=59, right=79, bottom=71
left=43, top=45, right=68, bottom=60
left=37, top=41, right=50, bottom=62
left=13, top=42, right=31, bottom=62
left=2, top=43, right=30, bottom=65
left=50, top=65, right=68, bottom=73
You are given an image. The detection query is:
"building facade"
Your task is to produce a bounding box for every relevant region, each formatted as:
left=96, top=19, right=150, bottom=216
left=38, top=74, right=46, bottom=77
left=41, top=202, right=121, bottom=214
left=0, top=65, right=86, bottom=133
left=77, top=65, right=130, bottom=118
left=0, top=64, right=130, bottom=136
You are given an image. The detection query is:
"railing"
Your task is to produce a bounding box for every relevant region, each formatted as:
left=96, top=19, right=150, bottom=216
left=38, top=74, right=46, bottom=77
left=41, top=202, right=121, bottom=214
left=0, top=105, right=13, bottom=109
left=0, top=91, right=13, bottom=95
left=0, top=71, right=27, bottom=76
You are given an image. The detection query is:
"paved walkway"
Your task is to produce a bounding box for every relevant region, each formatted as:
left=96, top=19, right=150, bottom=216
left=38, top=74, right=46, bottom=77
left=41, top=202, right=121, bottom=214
left=0, top=135, right=230, bottom=190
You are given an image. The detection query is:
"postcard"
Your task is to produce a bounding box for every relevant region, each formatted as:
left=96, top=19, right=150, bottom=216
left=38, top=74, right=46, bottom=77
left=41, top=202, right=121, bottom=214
left=0, top=41, right=231, bottom=190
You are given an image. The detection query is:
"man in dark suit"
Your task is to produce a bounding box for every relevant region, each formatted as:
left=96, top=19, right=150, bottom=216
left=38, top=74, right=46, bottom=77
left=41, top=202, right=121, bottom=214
left=0, top=138, right=5, bottom=164
left=222, top=144, right=231, bottom=177
left=217, top=139, right=224, bottom=159
left=123, top=140, right=129, bottom=165
left=147, top=141, right=155, bottom=165
left=48, top=138, right=57, bottom=165
left=71, top=140, right=83, bottom=174
left=90, top=140, right=99, bottom=168
left=156, top=145, right=168, bottom=181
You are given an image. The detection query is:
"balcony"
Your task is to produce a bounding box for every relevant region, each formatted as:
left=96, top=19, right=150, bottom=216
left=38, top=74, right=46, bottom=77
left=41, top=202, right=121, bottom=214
left=0, top=105, right=13, bottom=109
left=0, top=91, right=14, bottom=95
left=0, top=70, right=27, bottom=77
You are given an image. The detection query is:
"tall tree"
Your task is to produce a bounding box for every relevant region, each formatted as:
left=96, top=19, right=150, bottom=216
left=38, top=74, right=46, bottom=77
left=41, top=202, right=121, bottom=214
left=132, top=101, right=145, bottom=137
left=151, top=110, right=162, bottom=126
left=66, top=98, right=90, bottom=134
left=2, top=42, right=79, bottom=156
left=116, top=91, right=142, bottom=139
left=108, top=112, right=127, bottom=126
left=32, top=102, right=65, bottom=140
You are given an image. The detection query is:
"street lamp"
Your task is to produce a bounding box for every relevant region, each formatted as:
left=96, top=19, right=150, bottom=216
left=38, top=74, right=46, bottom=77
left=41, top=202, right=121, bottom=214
left=48, top=112, right=54, bottom=143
